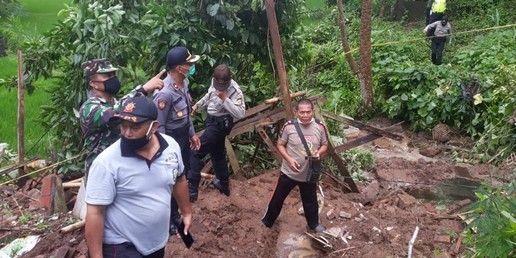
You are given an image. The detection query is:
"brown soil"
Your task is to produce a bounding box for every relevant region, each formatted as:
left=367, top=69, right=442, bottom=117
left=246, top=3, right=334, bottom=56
left=1, top=122, right=514, bottom=258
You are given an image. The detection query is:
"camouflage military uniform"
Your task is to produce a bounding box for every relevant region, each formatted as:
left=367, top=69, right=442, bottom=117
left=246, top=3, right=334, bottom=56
left=79, top=59, right=146, bottom=177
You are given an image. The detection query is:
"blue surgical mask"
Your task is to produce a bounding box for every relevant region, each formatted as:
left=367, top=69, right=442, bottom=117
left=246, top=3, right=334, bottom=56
left=186, top=65, right=196, bottom=78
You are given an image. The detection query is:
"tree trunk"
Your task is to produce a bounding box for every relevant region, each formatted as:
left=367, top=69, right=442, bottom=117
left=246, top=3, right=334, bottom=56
left=359, top=0, right=374, bottom=110
left=336, top=0, right=359, bottom=76
left=379, top=0, right=387, bottom=17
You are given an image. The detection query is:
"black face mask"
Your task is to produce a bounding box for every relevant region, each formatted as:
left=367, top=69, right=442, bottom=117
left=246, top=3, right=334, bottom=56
left=120, top=121, right=154, bottom=150
left=103, top=76, right=121, bottom=94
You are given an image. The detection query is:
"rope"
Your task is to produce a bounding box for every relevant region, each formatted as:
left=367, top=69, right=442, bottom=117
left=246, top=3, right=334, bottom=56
left=0, top=152, right=85, bottom=186
left=342, top=23, right=516, bottom=55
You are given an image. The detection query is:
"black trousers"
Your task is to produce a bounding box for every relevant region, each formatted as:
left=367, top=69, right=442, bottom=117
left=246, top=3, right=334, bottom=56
left=188, top=116, right=232, bottom=185
left=165, top=125, right=192, bottom=226
left=431, top=37, right=446, bottom=65
left=102, top=243, right=164, bottom=258
left=262, top=172, right=320, bottom=229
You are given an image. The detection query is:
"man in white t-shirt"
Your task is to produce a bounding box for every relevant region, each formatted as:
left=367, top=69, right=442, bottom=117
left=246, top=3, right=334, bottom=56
left=85, top=96, right=192, bottom=258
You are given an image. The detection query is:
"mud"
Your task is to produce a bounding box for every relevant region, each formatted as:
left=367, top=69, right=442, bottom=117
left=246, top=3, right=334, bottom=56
left=1, top=123, right=513, bottom=258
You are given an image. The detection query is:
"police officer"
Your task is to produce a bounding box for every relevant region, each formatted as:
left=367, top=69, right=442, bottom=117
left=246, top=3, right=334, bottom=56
left=426, top=0, right=446, bottom=25
left=189, top=64, right=245, bottom=201
left=152, top=47, right=200, bottom=234
left=424, top=16, right=451, bottom=65
left=80, top=58, right=165, bottom=180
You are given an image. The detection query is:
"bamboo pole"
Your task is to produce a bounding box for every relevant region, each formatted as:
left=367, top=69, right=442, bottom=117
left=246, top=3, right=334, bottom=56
left=60, top=220, right=85, bottom=234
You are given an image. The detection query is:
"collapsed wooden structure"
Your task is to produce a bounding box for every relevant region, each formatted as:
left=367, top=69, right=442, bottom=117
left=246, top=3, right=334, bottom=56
left=199, top=91, right=402, bottom=193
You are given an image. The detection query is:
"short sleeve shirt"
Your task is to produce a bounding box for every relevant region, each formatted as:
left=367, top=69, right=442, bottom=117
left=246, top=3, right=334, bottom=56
left=279, top=119, right=328, bottom=182
left=85, top=133, right=183, bottom=255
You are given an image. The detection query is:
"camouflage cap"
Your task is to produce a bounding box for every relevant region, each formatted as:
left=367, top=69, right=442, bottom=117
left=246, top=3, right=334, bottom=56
left=81, top=58, right=119, bottom=78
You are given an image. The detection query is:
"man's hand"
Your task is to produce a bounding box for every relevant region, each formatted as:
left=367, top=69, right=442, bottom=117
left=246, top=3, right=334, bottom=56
left=288, top=158, right=300, bottom=172
left=181, top=213, right=193, bottom=236
left=142, top=69, right=166, bottom=93
left=191, top=104, right=198, bottom=116
left=214, top=90, right=227, bottom=101
left=190, top=135, right=201, bottom=151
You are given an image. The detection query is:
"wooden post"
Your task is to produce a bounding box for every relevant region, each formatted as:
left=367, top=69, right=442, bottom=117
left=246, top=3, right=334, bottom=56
left=17, top=50, right=26, bottom=187
left=265, top=0, right=294, bottom=120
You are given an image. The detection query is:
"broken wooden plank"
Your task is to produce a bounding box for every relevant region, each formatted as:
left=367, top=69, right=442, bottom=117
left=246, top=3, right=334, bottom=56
left=321, top=111, right=402, bottom=141
left=327, top=141, right=359, bottom=192
left=201, top=160, right=213, bottom=175
left=314, top=104, right=359, bottom=193
left=334, top=122, right=403, bottom=153
left=256, top=125, right=282, bottom=162
left=225, top=138, right=244, bottom=179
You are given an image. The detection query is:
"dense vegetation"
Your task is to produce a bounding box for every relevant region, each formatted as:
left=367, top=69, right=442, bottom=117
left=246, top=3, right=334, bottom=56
left=0, top=0, right=514, bottom=256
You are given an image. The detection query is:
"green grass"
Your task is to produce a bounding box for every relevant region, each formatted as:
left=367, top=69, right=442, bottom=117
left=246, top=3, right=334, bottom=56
left=0, top=0, right=67, bottom=160
left=18, top=0, right=68, bottom=36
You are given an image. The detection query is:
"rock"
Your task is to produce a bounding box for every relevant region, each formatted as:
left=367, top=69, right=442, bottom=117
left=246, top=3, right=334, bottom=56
left=434, top=235, right=451, bottom=244
left=397, top=193, right=417, bottom=209
left=362, top=181, right=380, bottom=204
left=326, top=208, right=336, bottom=220
left=52, top=246, right=71, bottom=258
left=354, top=213, right=368, bottom=222
left=424, top=202, right=437, bottom=213
left=339, top=211, right=352, bottom=219
left=373, top=138, right=391, bottom=149
left=419, top=146, right=441, bottom=157
left=344, top=126, right=360, bottom=139
left=454, top=164, right=472, bottom=178
left=384, top=227, right=400, bottom=243
left=325, top=227, right=343, bottom=238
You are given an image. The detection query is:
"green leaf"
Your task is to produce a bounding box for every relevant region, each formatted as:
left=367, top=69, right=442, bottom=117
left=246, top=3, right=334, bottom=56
left=207, top=3, right=220, bottom=16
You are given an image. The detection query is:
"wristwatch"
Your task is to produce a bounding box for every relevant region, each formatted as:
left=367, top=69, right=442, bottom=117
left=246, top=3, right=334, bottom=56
left=135, top=85, right=148, bottom=96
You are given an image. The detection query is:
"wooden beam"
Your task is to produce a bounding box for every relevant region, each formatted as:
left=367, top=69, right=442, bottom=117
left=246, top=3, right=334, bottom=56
left=321, top=111, right=402, bottom=141
left=327, top=140, right=359, bottom=192
left=225, top=138, right=244, bottom=179
left=334, top=122, right=403, bottom=153
left=264, top=90, right=306, bottom=104
left=265, top=0, right=294, bottom=120
left=229, top=109, right=287, bottom=138
left=314, top=104, right=359, bottom=193
left=256, top=126, right=282, bottom=162
left=201, top=160, right=213, bottom=175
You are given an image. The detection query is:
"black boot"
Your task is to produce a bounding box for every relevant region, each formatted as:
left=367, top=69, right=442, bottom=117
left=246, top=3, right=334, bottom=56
left=188, top=180, right=200, bottom=203
left=212, top=178, right=230, bottom=196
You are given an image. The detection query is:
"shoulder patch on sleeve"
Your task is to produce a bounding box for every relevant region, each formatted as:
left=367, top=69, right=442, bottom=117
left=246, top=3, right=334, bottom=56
left=158, top=100, right=167, bottom=110
left=235, top=95, right=243, bottom=105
